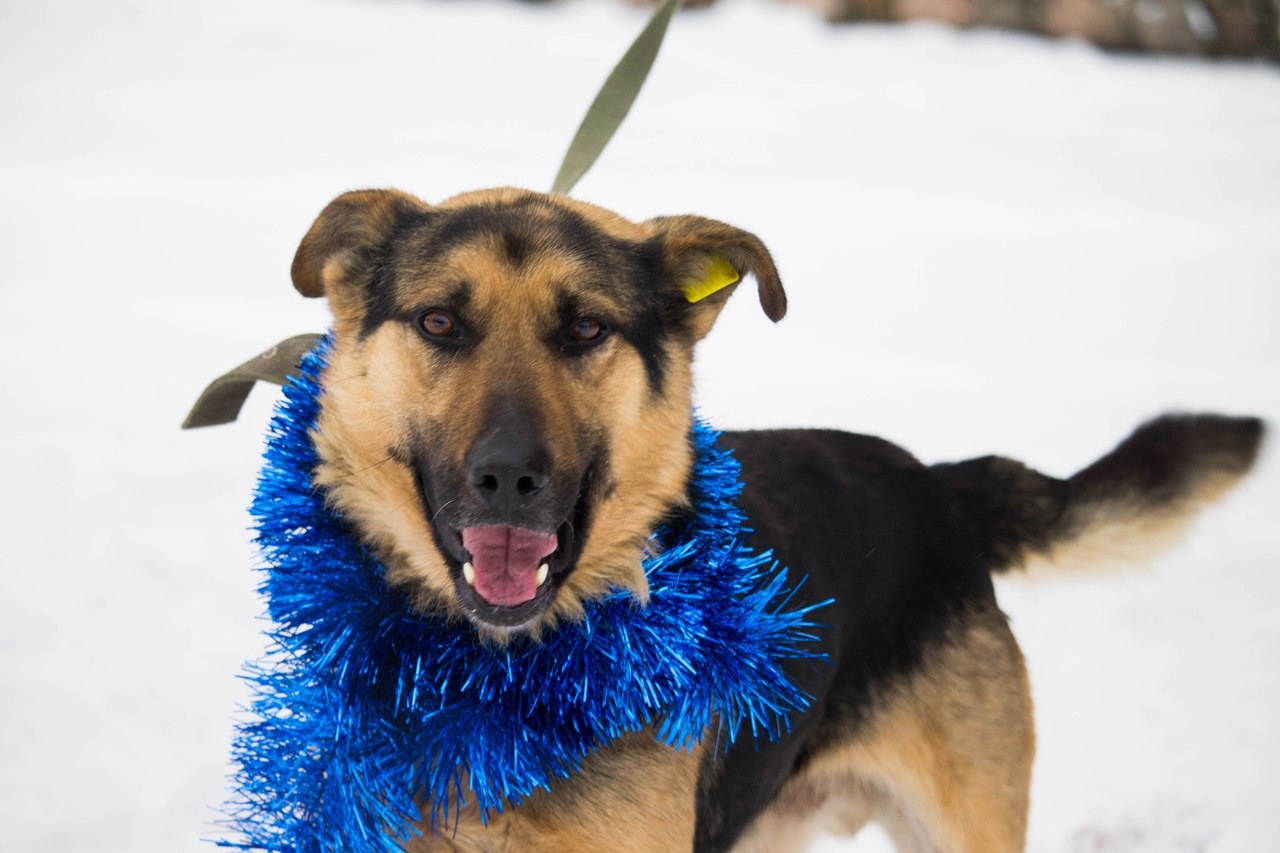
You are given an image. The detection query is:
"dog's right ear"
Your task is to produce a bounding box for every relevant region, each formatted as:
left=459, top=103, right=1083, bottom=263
left=291, top=189, right=431, bottom=299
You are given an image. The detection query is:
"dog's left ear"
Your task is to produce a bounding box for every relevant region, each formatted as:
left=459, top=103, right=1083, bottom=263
left=645, top=215, right=786, bottom=340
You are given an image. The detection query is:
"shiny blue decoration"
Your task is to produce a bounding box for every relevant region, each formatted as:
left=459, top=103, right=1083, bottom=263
left=219, top=336, right=829, bottom=852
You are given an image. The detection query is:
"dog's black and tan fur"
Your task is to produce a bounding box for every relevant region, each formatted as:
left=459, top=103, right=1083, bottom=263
left=289, top=186, right=1263, bottom=852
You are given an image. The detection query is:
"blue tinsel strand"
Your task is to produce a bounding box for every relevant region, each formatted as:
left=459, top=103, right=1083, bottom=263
left=219, top=336, right=829, bottom=852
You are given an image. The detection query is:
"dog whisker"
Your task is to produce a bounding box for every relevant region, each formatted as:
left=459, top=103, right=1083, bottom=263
left=430, top=500, right=454, bottom=525
left=348, top=454, right=394, bottom=484
left=375, top=494, right=418, bottom=523
left=315, top=369, right=368, bottom=388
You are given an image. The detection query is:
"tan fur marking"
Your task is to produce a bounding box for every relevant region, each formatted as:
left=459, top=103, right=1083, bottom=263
left=735, top=610, right=1034, bottom=853
left=1028, top=467, right=1252, bottom=576
left=405, top=734, right=705, bottom=852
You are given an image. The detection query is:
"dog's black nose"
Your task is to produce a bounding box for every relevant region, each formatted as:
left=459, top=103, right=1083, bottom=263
left=466, top=404, right=551, bottom=514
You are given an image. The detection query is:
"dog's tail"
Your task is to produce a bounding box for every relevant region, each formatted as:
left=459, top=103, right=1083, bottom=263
left=932, top=414, right=1265, bottom=574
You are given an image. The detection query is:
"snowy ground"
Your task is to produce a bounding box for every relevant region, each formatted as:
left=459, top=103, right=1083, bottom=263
left=1, top=0, right=1277, bottom=850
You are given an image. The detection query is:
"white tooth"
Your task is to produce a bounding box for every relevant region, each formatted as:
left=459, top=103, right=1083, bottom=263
left=536, top=563, right=550, bottom=586
left=462, top=562, right=476, bottom=586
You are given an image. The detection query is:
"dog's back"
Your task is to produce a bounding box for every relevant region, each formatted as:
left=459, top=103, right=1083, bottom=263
left=701, top=414, right=1263, bottom=852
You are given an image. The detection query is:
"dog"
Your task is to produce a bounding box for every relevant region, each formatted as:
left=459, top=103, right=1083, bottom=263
left=288, top=186, right=1263, bottom=852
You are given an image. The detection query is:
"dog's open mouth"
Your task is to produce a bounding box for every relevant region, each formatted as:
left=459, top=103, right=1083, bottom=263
left=461, top=525, right=557, bottom=607
left=415, top=469, right=594, bottom=630
left=447, top=508, right=584, bottom=629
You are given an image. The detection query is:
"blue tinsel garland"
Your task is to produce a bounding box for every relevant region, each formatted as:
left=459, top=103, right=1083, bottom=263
left=220, top=337, right=828, bottom=852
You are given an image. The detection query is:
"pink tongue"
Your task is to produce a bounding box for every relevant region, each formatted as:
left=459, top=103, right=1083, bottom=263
left=461, top=525, right=558, bottom=606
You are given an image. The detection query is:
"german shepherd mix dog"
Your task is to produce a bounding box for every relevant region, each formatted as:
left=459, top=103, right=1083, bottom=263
left=289, top=186, right=1262, bottom=852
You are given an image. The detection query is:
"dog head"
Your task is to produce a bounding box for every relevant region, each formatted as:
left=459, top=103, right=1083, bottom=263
left=291, top=187, right=784, bottom=636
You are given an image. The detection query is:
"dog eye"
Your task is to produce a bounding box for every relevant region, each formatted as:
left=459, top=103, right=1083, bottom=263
left=418, top=309, right=457, bottom=339
left=565, top=317, right=608, bottom=346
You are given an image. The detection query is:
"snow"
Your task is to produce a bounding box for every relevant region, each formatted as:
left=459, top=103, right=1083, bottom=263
left=1, top=0, right=1277, bottom=850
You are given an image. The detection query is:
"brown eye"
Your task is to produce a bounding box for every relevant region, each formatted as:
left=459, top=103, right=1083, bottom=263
left=566, top=317, right=606, bottom=343
left=419, top=309, right=456, bottom=338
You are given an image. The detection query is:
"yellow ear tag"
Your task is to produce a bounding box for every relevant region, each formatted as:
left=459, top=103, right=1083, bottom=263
left=682, top=256, right=740, bottom=304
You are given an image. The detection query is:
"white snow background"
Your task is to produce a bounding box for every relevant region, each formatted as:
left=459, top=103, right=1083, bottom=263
left=1, top=0, right=1277, bottom=850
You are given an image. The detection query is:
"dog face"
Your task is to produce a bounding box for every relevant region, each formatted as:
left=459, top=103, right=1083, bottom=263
left=291, top=187, right=784, bottom=636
